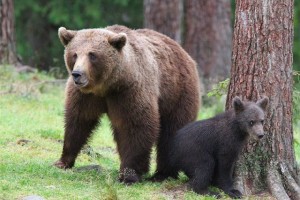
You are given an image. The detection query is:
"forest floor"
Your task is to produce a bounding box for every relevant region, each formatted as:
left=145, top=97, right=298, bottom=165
left=0, top=65, right=299, bottom=200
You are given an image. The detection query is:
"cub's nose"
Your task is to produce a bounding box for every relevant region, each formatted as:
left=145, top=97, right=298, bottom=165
left=71, top=71, right=82, bottom=84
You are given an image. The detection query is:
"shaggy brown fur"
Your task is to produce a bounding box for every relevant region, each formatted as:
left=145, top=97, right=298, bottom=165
left=54, top=25, right=201, bottom=184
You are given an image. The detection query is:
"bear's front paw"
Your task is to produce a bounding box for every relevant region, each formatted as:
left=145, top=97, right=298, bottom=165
left=119, top=168, right=140, bottom=185
left=53, top=160, right=73, bottom=169
left=227, top=189, right=242, bottom=199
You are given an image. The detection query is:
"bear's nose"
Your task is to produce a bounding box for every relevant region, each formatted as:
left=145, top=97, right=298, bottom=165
left=71, top=71, right=82, bottom=84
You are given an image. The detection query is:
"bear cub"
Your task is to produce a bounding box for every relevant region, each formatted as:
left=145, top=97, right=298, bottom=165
left=167, top=96, right=269, bottom=198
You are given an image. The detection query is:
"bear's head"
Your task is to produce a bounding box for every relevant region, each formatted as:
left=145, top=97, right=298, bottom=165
left=233, top=96, right=269, bottom=140
left=58, top=27, right=127, bottom=95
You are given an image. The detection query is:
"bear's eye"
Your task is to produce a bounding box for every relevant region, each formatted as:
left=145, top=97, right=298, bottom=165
left=249, top=120, right=254, bottom=126
left=261, top=120, right=264, bottom=124
left=88, top=52, right=97, bottom=62
left=72, top=53, right=77, bottom=61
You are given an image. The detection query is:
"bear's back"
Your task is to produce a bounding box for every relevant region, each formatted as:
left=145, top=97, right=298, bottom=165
left=107, top=25, right=200, bottom=117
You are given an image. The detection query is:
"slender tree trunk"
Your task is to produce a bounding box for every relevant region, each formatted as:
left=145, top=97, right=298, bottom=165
left=0, top=0, right=17, bottom=65
left=226, top=0, right=299, bottom=199
left=183, top=0, right=232, bottom=89
left=144, top=0, right=182, bottom=43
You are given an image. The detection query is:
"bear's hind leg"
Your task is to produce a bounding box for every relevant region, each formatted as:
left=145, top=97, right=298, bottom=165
left=114, top=127, right=157, bottom=184
left=150, top=120, right=181, bottom=181
left=109, top=95, right=160, bottom=184
left=153, top=96, right=199, bottom=181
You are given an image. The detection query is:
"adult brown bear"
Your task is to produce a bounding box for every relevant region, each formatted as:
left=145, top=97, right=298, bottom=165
left=54, top=25, right=200, bottom=184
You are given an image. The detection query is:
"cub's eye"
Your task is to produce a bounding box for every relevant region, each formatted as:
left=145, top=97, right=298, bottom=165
left=261, top=120, right=264, bottom=124
left=249, top=120, right=254, bottom=126
left=88, top=52, right=97, bottom=61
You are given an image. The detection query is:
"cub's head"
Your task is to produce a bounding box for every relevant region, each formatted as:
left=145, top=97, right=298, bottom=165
left=233, top=96, right=269, bottom=140
left=58, top=27, right=127, bottom=94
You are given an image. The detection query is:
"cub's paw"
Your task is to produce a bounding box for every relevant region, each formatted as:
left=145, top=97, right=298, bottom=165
left=119, top=168, right=140, bottom=185
left=53, top=160, right=73, bottom=169
left=227, top=189, right=242, bottom=199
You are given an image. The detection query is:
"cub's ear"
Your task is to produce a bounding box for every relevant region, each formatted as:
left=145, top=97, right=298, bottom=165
left=58, top=27, right=77, bottom=46
left=257, top=96, right=269, bottom=111
left=233, top=96, right=244, bottom=114
left=108, top=33, right=127, bottom=50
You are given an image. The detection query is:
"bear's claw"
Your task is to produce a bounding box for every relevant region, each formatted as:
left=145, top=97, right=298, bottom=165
left=53, top=160, right=72, bottom=169
left=119, top=168, right=140, bottom=185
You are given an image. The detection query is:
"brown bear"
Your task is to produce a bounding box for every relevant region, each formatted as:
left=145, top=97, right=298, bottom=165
left=54, top=25, right=201, bottom=184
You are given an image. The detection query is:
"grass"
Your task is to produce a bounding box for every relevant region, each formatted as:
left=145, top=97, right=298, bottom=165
left=0, top=65, right=299, bottom=200
left=0, top=65, right=217, bottom=200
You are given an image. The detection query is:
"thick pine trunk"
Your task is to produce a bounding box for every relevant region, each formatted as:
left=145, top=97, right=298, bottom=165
left=144, top=0, right=182, bottom=43
left=183, top=0, right=232, bottom=88
left=0, top=0, right=17, bottom=65
left=226, top=0, right=299, bottom=199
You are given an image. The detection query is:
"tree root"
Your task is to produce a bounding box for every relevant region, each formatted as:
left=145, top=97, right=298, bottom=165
left=267, top=162, right=300, bottom=200
left=267, top=165, right=290, bottom=200
left=280, top=163, right=300, bottom=200
left=288, top=164, right=300, bottom=185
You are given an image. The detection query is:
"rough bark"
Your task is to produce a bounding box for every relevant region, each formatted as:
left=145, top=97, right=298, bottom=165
left=0, top=0, right=18, bottom=65
left=183, top=0, right=232, bottom=88
left=226, top=0, right=298, bottom=199
left=144, top=0, right=182, bottom=43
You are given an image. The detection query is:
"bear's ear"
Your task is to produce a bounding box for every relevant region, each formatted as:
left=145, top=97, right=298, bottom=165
left=256, top=97, right=269, bottom=111
left=233, top=96, right=244, bottom=114
left=58, top=27, right=77, bottom=46
left=108, top=33, right=127, bottom=50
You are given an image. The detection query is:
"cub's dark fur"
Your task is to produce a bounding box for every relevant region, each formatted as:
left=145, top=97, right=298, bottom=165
left=167, top=97, right=269, bottom=198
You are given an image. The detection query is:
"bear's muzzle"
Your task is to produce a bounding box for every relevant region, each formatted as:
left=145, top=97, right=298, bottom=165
left=71, top=70, right=88, bottom=87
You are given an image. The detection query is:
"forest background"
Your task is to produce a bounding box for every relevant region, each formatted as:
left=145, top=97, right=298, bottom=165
left=1, top=0, right=300, bottom=199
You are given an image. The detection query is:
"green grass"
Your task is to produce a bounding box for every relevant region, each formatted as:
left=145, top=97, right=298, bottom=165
left=0, top=65, right=299, bottom=200
left=0, top=66, right=217, bottom=200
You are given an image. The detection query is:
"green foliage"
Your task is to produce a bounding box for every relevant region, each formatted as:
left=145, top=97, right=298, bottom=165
left=294, top=1, right=300, bottom=79
left=14, top=0, right=143, bottom=71
left=201, top=79, right=230, bottom=116
left=293, top=71, right=300, bottom=122
left=207, top=79, right=229, bottom=98
left=293, top=71, right=300, bottom=160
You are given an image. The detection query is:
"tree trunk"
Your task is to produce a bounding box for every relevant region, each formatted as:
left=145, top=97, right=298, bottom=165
left=0, top=0, right=17, bottom=65
left=226, top=0, right=299, bottom=199
left=144, top=0, right=182, bottom=43
left=183, top=0, right=232, bottom=89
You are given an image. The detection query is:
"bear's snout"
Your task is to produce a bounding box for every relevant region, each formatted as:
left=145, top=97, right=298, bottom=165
left=71, top=71, right=87, bottom=86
